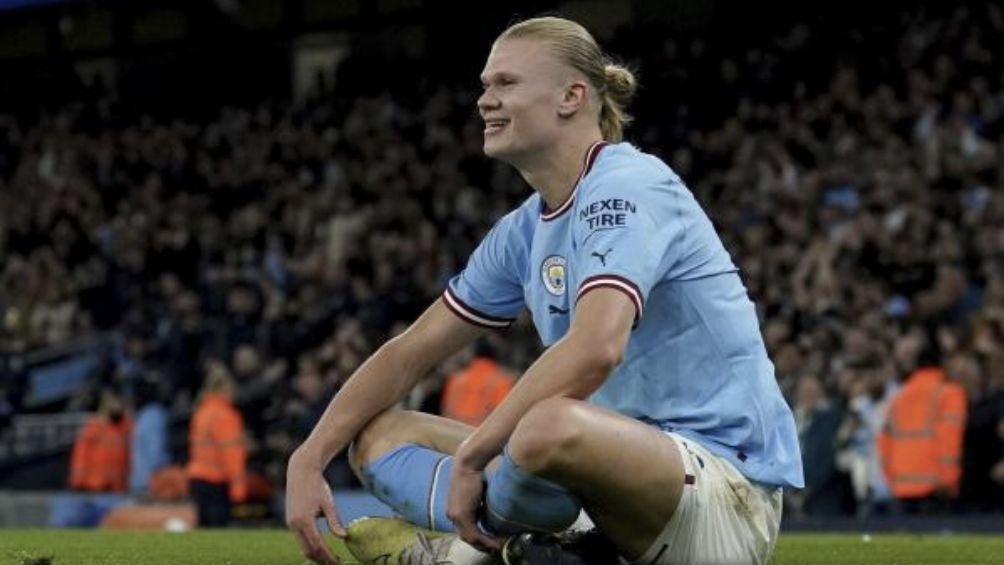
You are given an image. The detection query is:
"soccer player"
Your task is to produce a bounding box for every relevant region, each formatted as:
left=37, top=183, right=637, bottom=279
left=286, top=16, right=804, bottom=565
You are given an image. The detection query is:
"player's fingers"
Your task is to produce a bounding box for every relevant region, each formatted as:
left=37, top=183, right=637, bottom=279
left=293, top=528, right=324, bottom=564
left=321, top=497, right=347, bottom=538
left=454, top=513, right=499, bottom=552
left=474, top=526, right=502, bottom=550
left=292, top=528, right=317, bottom=561
left=478, top=527, right=502, bottom=550
left=293, top=521, right=340, bottom=564
left=465, top=529, right=499, bottom=552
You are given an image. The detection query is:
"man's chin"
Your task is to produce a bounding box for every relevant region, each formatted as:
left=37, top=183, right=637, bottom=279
left=482, top=140, right=501, bottom=158
left=482, top=139, right=513, bottom=161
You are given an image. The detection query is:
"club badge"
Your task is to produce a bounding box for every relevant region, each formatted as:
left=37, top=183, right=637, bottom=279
left=540, top=255, right=567, bottom=296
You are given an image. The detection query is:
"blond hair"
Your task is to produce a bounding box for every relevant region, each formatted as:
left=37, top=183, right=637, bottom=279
left=498, top=16, right=637, bottom=142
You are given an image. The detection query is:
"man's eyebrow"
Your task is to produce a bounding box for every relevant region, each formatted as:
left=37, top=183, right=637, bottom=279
left=481, top=71, right=518, bottom=84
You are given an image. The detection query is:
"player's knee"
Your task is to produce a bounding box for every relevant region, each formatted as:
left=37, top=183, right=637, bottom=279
left=509, top=397, right=586, bottom=473
left=349, top=409, right=414, bottom=472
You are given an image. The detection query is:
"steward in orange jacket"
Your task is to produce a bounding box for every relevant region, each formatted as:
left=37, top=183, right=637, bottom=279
left=69, top=390, right=132, bottom=492
left=879, top=366, right=967, bottom=500
left=187, top=366, right=247, bottom=527
left=441, top=355, right=515, bottom=427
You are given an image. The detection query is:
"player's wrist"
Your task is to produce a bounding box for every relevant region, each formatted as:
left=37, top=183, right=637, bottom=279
left=290, top=441, right=331, bottom=471
left=454, top=439, right=492, bottom=471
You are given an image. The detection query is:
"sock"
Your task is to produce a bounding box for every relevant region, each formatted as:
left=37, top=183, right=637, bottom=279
left=359, top=443, right=456, bottom=532
left=360, top=444, right=582, bottom=538
left=482, top=448, right=581, bottom=536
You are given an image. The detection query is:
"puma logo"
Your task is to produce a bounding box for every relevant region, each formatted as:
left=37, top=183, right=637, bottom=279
left=548, top=305, right=569, bottom=315
left=591, top=248, right=613, bottom=266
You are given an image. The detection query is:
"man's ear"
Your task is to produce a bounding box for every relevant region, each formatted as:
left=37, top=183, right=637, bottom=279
left=557, top=81, right=589, bottom=118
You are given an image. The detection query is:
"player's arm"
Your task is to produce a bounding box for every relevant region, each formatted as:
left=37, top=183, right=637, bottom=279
left=455, top=286, right=634, bottom=469
left=446, top=287, right=633, bottom=549
left=287, top=298, right=488, bottom=564
left=291, top=298, right=490, bottom=471
left=454, top=172, right=666, bottom=471
left=293, top=207, right=522, bottom=469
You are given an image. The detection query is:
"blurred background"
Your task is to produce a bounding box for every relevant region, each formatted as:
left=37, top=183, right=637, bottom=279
left=0, top=0, right=1001, bottom=533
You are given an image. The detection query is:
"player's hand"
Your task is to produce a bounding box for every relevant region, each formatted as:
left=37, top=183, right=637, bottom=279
left=446, top=461, right=501, bottom=552
left=286, top=447, right=346, bottom=565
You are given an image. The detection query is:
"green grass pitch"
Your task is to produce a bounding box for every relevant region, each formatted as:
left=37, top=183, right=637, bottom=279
left=2, top=530, right=1003, bottom=564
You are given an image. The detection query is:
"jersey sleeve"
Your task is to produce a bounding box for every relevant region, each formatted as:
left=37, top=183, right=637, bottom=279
left=444, top=212, right=526, bottom=329
left=571, top=173, right=686, bottom=321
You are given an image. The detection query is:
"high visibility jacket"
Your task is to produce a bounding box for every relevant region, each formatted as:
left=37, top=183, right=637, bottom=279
left=186, top=394, right=247, bottom=502
left=441, top=357, right=515, bottom=427
left=69, top=416, right=132, bottom=492
left=878, top=367, right=966, bottom=499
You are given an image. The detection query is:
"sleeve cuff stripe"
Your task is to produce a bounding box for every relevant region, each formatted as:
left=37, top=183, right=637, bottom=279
left=576, top=275, right=644, bottom=318
left=442, top=289, right=514, bottom=328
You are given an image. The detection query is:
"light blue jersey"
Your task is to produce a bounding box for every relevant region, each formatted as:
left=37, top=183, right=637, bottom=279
left=443, top=142, right=804, bottom=488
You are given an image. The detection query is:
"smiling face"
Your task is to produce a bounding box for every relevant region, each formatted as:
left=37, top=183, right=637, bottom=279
left=477, top=38, right=574, bottom=164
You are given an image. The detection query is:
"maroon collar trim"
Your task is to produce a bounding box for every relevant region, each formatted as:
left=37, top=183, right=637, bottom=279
left=540, top=141, right=608, bottom=222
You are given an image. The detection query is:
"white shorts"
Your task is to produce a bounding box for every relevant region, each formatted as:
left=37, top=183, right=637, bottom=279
left=635, top=433, right=783, bottom=565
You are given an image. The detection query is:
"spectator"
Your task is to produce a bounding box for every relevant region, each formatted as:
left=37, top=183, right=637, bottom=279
left=956, top=351, right=1004, bottom=511
left=790, top=375, right=847, bottom=516
left=160, top=290, right=210, bottom=401
left=440, top=339, right=515, bottom=427
left=229, top=343, right=284, bottom=441
left=836, top=373, right=879, bottom=518
left=69, top=389, right=132, bottom=492
left=129, top=374, right=170, bottom=494
left=187, top=364, right=247, bottom=527
left=111, top=331, right=153, bottom=400
left=879, top=349, right=967, bottom=513
left=286, top=356, right=330, bottom=438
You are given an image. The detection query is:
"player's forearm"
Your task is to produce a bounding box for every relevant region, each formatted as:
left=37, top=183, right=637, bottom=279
left=456, top=330, right=619, bottom=469
left=293, top=338, right=433, bottom=468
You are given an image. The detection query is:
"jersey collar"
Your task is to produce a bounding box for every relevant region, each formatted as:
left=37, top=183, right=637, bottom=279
left=540, top=140, right=608, bottom=222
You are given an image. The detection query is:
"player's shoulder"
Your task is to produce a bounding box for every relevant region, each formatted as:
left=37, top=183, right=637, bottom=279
left=580, top=142, right=686, bottom=200
left=480, top=194, right=538, bottom=253
left=499, top=193, right=541, bottom=232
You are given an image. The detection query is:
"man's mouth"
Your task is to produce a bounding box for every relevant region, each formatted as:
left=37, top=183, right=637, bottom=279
left=484, top=118, right=509, bottom=135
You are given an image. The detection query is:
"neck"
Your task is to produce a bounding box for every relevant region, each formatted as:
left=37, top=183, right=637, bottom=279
left=517, top=132, right=604, bottom=211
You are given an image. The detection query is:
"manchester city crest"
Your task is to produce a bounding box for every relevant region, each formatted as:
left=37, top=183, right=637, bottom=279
left=540, top=255, right=567, bottom=296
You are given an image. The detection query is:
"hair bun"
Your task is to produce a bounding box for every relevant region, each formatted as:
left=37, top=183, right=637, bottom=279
left=604, top=63, right=637, bottom=103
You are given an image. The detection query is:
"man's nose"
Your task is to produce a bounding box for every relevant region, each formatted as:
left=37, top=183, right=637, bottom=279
left=477, top=90, right=499, bottom=112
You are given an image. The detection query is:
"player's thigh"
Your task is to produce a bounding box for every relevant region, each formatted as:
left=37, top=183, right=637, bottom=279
left=349, top=409, right=473, bottom=474
left=568, top=413, right=685, bottom=559
left=515, top=400, right=686, bottom=559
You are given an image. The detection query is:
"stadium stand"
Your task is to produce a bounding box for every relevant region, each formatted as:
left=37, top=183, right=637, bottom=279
left=0, top=0, right=1001, bottom=530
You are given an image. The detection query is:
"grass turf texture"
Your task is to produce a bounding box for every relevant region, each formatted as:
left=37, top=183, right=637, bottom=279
left=2, top=530, right=1004, bottom=564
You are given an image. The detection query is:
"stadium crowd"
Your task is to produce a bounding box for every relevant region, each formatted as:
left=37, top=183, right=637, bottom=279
left=0, top=3, right=1002, bottom=518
